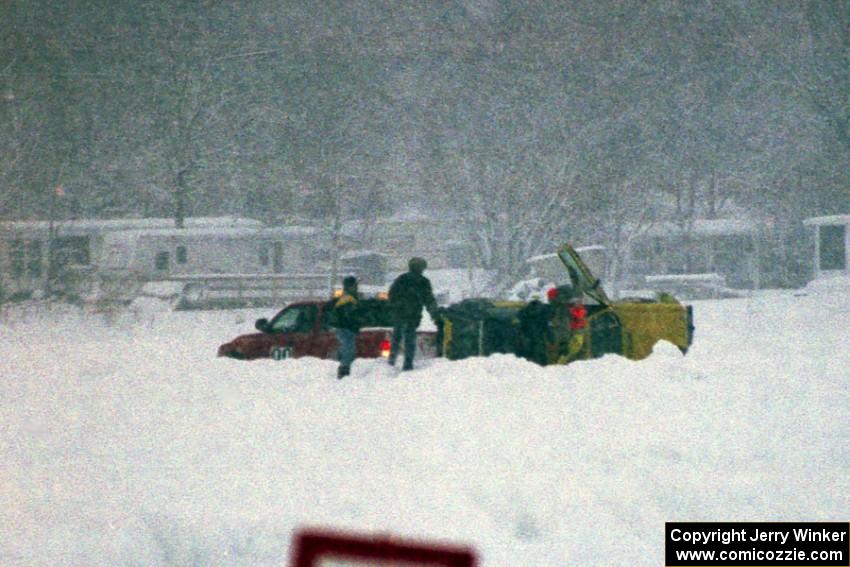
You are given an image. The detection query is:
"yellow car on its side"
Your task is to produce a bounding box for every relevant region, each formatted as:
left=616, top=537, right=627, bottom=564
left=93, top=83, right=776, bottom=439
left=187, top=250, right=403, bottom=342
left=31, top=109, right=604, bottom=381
left=440, top=245, right=695, bottom=365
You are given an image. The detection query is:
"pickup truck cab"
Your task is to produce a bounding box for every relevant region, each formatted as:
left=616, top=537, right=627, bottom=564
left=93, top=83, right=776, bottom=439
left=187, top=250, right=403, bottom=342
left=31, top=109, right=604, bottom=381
left=217, top=298, right=438, bottom=361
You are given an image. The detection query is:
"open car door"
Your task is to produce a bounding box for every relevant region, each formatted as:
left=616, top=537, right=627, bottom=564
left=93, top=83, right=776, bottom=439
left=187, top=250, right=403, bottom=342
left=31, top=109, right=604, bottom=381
left=556, top=244, right=611, bottom=306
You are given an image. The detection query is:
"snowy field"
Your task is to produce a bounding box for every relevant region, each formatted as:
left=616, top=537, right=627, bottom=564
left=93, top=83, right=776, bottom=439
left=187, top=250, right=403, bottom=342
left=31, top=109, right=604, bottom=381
left=1, top=291, right=848, bottom=566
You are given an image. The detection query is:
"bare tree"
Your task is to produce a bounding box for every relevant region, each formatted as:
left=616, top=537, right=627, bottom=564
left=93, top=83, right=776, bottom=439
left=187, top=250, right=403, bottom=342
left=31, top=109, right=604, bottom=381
left=801, top=2, right=850, bottom=208
left=0, top=83, right=42, bottom=218
left=83, top=2, right=262, bottom=227
left=440, top=137, right=584, bottom=292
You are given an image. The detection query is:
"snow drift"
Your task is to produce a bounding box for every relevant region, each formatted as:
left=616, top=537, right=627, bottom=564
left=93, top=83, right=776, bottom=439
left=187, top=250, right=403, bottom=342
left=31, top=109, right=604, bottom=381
left=1, top=291, right=848, bottom=566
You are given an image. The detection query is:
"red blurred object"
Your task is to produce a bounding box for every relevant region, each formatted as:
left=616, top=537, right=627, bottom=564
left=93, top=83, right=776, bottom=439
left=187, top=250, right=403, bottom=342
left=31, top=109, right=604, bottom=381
left=290, top=528, right=478, bottom=567
left=380, top=337, right=391, bottom=358
left=569, top=303, right=587, bottom=330
left=55, top=185, right=65, bottom=197
left=546, top=287, right=558, bottom=301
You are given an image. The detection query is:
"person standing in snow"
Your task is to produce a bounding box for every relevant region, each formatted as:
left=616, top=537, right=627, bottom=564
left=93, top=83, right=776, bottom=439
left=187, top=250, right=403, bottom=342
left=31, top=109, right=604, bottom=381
left=388, top=257, right=440, bottom=371
left=330, top=275, right=361, bottom=379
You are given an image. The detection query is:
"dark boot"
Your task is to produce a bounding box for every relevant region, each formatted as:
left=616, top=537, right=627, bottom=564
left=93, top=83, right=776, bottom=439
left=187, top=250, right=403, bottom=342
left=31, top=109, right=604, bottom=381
left=337, top=365, right=350, bottom=379
left=402, top=351, right=414, bottom=372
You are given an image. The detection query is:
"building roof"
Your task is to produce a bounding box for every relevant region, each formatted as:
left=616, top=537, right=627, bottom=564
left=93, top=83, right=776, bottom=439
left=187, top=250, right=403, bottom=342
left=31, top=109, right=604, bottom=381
left=0, top=216, right=265, bottom=235
left=100, top=225, right=316, bottom=240
left=575, top=245, right=606, bottom=253
left=803, top=214, right=850, bottom=226
left=525, top=253, right=559, bottom=264
left=341, top=250, right=389, bottom=259
left=642, top=218, right=757, bottom=237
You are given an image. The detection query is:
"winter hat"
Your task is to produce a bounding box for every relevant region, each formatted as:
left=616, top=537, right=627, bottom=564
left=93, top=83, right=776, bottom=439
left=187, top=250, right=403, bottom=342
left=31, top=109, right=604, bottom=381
left=408, top=257, right=427, bottom=273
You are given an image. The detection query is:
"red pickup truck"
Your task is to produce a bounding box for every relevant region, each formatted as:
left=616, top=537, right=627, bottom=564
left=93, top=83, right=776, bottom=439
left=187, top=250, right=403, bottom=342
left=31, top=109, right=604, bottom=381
left=217, top=299, right=438, bottom=361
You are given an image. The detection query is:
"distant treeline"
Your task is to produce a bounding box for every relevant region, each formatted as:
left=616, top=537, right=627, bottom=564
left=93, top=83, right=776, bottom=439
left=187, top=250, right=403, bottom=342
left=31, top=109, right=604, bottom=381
left=1, top=1, right=847, bottom=286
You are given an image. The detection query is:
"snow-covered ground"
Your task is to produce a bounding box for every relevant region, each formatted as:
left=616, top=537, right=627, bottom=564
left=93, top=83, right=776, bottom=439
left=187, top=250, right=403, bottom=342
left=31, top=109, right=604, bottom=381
left=1, top=291, right=848, bottom=566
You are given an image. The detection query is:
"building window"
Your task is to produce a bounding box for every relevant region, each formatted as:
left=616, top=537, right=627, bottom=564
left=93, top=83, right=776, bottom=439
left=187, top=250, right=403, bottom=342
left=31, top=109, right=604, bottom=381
left=10, top=240, right=24, bottom=277
left=272, top=241, right=283, bottom=272
left=155, top=251, right=170, bottom=271
left=27, top=240, right=42, bottom=277
left=52, top=236, right=90, bottom=265
left=259, top=244, right=269, bottom=267
left=819, top=224, right=846, bottom=271
left=176, top=245, right=188, bottom=264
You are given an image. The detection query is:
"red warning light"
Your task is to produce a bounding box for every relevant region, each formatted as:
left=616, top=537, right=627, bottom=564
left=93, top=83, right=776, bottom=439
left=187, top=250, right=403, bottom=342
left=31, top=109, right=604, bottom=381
left=569, top=303, right=588, bottom=330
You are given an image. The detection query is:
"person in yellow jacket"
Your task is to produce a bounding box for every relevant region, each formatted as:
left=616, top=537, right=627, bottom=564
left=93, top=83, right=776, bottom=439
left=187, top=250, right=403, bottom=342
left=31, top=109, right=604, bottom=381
left=330, top=275, right=361, bottom=379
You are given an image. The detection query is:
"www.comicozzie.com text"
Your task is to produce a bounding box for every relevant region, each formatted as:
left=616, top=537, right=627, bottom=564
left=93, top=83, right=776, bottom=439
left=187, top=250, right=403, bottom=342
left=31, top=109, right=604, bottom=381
left=674, top=547, right=845, bottom=563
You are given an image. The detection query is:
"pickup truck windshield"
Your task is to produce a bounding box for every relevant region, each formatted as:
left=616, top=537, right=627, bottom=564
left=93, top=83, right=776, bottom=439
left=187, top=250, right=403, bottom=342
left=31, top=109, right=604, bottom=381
left=268, top=304, right=317, bottom=333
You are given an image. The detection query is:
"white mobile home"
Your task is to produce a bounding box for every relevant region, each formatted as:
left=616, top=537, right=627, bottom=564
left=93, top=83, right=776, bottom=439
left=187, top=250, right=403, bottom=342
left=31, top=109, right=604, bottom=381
left=803, top=214, right=850, bottom=279
left=625, top=218, right=760, bottom=289
left=0, top=216, right=328, bottom=302
left=345, top=208, right=472, bottom=272
left=98, top=225, right=325, bottom=277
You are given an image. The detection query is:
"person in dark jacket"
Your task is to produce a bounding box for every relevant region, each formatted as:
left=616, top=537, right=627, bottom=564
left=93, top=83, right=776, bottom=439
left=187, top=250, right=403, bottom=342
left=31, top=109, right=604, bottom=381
left=388, top=257, right=440, bottom=371
left=331, top=275, right=361, bottom=379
